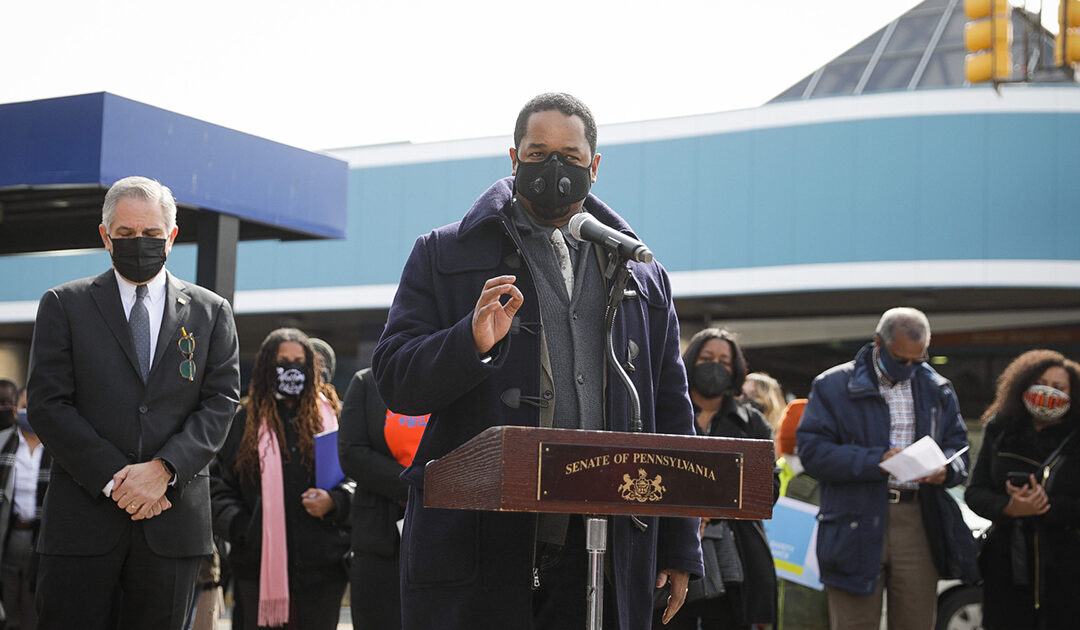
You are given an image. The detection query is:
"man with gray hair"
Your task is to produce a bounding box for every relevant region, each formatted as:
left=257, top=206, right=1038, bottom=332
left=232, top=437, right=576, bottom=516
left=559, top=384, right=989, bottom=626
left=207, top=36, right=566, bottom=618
left=796, top=307, right=972, bottom=630
left=27, top=176, right=240, bottom=629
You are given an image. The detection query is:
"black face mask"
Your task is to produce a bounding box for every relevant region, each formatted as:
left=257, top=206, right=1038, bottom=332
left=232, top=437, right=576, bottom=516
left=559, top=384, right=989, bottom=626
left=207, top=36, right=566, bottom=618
left=514, top=152, right=592, bottom=221
left=275, top=361, right=307, bottom=398
left=110, top=236, right=168, bottom=284
left=690, top=362, right=733, bottom=399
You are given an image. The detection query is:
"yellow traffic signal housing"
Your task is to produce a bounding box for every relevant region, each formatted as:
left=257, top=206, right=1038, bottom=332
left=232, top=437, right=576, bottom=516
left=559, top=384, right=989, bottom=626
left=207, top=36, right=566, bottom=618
left=964, top=0, right=1012, bottom=82
left=1056, top=0, right=1080, bottom=66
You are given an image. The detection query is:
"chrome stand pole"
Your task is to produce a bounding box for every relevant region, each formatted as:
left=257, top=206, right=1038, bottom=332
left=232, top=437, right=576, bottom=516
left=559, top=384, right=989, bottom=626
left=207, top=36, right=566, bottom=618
left=585, top=516, right=607, bottom=630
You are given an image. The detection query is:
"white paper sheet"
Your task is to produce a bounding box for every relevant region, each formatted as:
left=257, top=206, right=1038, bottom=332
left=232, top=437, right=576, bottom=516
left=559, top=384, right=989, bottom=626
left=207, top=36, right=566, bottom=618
left=878, top=435, right=969, bottom=483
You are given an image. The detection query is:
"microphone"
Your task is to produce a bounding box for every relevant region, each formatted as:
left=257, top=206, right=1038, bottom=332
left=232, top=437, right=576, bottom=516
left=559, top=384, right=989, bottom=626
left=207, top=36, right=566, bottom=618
left=568, top=213, right=654, bottom=263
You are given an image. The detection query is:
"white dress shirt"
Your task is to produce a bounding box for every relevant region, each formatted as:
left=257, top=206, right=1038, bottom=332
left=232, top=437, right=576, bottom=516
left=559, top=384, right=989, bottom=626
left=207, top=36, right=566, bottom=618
left=13, top=429, right=44, bottom=522
left=114, top=268, right=168, bottom=360
left=104, top=268, right=168, bottom=498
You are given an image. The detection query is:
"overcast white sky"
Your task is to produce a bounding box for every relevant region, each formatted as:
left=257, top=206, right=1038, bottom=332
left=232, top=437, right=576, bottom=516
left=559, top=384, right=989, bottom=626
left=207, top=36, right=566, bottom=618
left=1, top=0, right=1048, bottom=152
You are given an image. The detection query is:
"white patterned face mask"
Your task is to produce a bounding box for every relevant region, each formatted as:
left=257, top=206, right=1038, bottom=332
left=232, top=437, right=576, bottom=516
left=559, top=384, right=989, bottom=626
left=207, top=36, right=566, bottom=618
left=1023, top=384, right=1071, bottom=424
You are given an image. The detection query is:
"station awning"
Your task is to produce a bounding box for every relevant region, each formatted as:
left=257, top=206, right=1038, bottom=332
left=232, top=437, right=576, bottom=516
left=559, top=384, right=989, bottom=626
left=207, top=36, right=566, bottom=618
left=0, top=92, right=347, bottom=255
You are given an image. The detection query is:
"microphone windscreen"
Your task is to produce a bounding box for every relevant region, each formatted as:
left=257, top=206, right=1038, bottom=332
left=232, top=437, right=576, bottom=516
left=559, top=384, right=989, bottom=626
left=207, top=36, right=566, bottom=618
left=568, top=212, right=590, bottom=241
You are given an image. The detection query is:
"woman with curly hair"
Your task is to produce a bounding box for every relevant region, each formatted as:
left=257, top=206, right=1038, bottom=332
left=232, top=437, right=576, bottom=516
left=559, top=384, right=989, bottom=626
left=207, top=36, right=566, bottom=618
left=211, top=328, right=352, bottom=629
left=965, top=349, right=1080, bottom=630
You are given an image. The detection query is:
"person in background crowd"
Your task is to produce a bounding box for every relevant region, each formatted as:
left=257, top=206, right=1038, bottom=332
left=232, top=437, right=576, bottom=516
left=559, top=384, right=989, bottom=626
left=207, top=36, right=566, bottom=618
left=309, top=338, right=341, bottom=414
left=965, top=349, right=1080, bottom=629
left=653, top=328, right=776, bottom=630
left=338, top=367, right=429, bottom=630
left=796, top=307, right=972, bottom=630
left=0, top=381, right=14, bottom=430
left=1, top=383, right=52, bottom=630
left=211, top=328, right=353, bottom=630
left=743, top=372, right=786, bottom=435
left=372, top=92, right=702, bottom=630
left=775, top=400, right=811, bottom=502
left=773, top=399, right=829, bottom=630
left=184, top=541, right=224, bottom=630
left=27, top=175, right=240, bottom=630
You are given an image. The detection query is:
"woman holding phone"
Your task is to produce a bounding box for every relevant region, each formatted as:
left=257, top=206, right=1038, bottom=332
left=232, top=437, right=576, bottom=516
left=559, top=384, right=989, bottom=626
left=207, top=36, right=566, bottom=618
left=965, top=349, right=1080, bottom=630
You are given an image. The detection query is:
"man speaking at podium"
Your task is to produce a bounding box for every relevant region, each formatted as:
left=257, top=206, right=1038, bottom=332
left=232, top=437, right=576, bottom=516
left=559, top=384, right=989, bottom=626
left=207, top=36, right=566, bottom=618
left=373, top=93, right=703, bottom=630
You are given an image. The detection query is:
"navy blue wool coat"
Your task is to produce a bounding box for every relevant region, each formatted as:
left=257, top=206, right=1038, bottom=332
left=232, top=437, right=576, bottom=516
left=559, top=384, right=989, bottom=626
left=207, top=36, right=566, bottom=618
left=796, top=343, right=971, bottom=596
left=373, top=177, right=704, bottom=630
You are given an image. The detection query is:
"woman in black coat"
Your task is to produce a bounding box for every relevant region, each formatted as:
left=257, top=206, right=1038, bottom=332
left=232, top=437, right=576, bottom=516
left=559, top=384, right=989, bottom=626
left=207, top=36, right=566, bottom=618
left=338, top=367, right=427, bottom=630
left=211, top=328, right=353, bottom=630
left=654, top=328, right=777, bottom=630
left=965, top=349, right=1080, bottom=630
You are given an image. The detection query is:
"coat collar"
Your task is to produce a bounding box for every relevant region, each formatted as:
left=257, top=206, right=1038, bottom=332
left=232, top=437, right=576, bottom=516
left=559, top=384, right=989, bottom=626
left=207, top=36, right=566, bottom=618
left=89, top=269, right=191, bottom=382
left=692, top=395, right=751, bottom=435
left=150, top=272, right=192, bottom=378
left=847, top=343, right=880, bottom=398
left=456, top=176, right=638, bottom=241
left=847, top=341, right=947, bottom=399
left=90, top=269, right=141, bottom=379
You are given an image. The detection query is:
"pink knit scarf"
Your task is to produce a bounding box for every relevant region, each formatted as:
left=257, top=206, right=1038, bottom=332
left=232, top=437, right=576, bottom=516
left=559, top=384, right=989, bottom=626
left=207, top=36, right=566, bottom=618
left=257, top=396, right=338, bottom=627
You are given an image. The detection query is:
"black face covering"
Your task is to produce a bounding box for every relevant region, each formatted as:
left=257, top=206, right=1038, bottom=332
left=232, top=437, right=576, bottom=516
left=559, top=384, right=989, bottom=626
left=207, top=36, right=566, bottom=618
left=690, top=362, right=733, bottom=399
left=110, top=236, right=168, bottom=284
left=514, top=152, right=592, bottom=221
left=276, top=361, right=307, bottom=398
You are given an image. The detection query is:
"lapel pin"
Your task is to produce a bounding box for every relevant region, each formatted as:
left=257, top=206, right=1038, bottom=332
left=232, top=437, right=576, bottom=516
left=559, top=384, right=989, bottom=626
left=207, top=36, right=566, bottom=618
left=177, top=296, right=189, bottom=305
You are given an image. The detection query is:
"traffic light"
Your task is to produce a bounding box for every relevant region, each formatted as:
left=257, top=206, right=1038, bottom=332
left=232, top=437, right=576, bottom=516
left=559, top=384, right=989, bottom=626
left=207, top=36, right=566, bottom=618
left=964, top=0, right=1012, bottom=83
left=1056, top=0, right=1080, bottom=67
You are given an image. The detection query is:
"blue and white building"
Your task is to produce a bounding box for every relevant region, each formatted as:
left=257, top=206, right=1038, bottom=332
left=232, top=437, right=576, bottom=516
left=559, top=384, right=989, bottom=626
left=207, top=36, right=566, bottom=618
left=2, top=0, right=1077, bottom=418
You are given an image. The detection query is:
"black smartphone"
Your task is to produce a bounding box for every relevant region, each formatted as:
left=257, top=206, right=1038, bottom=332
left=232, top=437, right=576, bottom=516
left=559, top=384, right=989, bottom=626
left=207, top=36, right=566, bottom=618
left=1007, top=471, right=1032, bottom=488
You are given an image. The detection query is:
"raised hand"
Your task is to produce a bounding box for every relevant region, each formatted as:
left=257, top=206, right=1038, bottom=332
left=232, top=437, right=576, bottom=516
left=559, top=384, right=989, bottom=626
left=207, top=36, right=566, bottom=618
left=471, top=275, right=524, bottom=356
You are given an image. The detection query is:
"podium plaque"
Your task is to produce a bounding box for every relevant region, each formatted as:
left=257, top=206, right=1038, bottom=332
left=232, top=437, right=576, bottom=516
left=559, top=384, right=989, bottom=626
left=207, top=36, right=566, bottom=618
left=424, top=425, right=773, bottom=520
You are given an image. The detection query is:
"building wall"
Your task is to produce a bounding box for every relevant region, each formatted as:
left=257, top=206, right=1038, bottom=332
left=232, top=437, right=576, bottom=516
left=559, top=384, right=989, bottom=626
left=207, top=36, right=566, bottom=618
left=2, top=85, right=1078, bottom=322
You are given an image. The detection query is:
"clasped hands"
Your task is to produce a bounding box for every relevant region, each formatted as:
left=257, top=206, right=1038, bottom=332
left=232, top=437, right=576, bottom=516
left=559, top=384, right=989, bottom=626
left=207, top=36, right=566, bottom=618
left=1003, top=473, right=1051, bottom=517
left=111, top=459, right=172, bottom=521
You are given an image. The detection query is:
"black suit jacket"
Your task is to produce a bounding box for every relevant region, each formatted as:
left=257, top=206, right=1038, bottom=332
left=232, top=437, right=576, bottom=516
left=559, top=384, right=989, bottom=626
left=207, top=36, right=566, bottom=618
left=27, top=269, right=240, bottom=558
left=337, top=368, right=408, bottom=557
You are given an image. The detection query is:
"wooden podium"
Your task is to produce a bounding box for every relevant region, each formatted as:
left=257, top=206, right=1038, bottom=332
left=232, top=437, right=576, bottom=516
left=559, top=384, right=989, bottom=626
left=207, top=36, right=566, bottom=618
left=424, top=425, right=774, bottom=520
left=423, top=426, right=774, bottom=629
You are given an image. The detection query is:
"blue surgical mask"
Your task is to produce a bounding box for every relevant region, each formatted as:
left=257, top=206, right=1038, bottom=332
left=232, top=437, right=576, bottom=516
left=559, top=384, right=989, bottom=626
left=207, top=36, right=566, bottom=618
left=16, top=409, right=33, bottom=435
left=876, top=343, right=919, bottom=383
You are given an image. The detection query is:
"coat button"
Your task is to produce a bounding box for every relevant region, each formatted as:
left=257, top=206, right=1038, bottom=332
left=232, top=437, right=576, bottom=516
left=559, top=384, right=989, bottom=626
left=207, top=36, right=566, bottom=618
left=850, top=522, right=858, bottom=529
left=127, top=452, right=137, bottom=462
left=577, top=374, right=585, bottom=384
left=543, top=390, right=553, bottom=400
left=138, top=405, right=148, bottom=414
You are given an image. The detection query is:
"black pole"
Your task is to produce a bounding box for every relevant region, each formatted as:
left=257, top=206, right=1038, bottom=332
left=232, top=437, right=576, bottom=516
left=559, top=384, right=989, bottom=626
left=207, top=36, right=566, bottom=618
left=196, top=211, right=239, bottom=305
left=603, top=257, right=643, bottom=433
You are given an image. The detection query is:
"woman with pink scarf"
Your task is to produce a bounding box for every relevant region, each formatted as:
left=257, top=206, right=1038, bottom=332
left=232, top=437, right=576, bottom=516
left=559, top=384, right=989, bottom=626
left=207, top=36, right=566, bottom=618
left=212, top=328, right=353, bottom=629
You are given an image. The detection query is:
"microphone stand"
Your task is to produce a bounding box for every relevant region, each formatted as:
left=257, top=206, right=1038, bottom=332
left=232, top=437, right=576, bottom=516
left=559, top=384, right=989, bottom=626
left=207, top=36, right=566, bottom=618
left=585, top=250, right=643, bottom=630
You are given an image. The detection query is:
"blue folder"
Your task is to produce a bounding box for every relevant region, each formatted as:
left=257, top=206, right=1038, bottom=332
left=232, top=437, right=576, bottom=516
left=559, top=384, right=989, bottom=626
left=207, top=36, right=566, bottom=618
left=314, top=429, right=346, bottom=490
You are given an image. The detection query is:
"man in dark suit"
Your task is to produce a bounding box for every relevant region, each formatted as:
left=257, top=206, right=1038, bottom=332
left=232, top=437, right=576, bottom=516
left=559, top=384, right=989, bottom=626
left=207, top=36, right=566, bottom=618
left=27, top=176, right=241, bottom=630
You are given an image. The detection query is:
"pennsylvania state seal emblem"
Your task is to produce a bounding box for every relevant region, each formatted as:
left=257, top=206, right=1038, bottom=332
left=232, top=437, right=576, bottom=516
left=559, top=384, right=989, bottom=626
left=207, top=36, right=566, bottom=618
left=618, top=468, right=666, bottom=503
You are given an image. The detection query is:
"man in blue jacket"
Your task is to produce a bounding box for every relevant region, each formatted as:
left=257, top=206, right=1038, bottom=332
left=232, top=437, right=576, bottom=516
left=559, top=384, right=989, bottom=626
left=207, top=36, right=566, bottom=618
left=372, top=93, right=703, bottom=630
left=796, top=307, right=970, bottom=630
